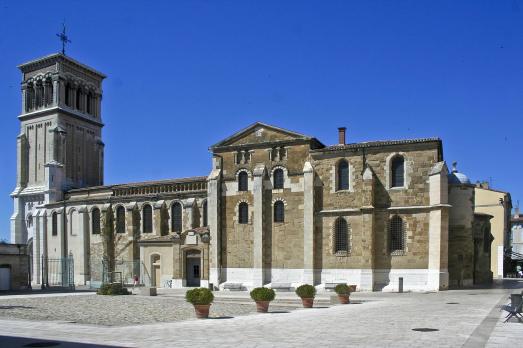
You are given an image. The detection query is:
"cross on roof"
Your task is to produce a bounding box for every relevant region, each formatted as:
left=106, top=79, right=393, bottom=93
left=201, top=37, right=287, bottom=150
left=56, top=23, right=71, bottom=55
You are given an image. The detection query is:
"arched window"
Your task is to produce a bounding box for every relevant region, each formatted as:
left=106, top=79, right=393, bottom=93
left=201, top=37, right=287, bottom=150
left=273, top=168, right=284, bottom=189
left=238, top=202, right=249, bottom=224
left=65, top=83, right=71, bottom=107
left=238, top=171, right=248, bottom=192
left=52, top=212, right=58, bottom=236
left=45, top=79, right=53, bottom=106
left=337, top=160, right=349, bottom=190
left=35, top=82, right=44, bottom=108
left=334, top=217, right=349, bottom=253
left=391, top=156, right=405, bottom=188
left=116, top=206, right=126, bottom=234
left=143, top=205, right=153, bottom=233
left=171, top=202, right=182, bottom=232
left=86, top=92, right=92, bottom=114
left=202, top=200, right=208, bottom=227
left=76, top=88, right=82, bottom=111
left=389, top=215, right=405, bottom=254
left=92, top=208, right=101, bottom=235
left=274, top=201, right=285, bottom=222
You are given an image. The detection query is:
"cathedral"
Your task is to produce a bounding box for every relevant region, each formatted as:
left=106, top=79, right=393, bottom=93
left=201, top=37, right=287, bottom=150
left=11, top=53, right=500, bottom=292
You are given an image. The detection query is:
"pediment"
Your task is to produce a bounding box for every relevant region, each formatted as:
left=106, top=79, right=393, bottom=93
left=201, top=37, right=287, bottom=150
left=210, top=122, right=316, bottom=149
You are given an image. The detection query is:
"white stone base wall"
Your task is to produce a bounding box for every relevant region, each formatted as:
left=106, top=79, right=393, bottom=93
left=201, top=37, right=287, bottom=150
left=216, top=267, right=446, bottom=292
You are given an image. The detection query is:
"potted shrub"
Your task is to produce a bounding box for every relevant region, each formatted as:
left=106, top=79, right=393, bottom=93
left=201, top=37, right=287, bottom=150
left=97, top=283, right=130, bottom=295
left=250, top=287, right=276, bottom=313
left=334, top=284, right=352, bottom=304
left=295, top=284, right=316, bottom=308
left=185, top=287, right=214, bottom=319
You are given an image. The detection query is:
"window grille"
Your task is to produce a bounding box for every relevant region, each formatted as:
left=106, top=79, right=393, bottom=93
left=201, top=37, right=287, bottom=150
left=389, top=215, right=405, bottom=254
left=273, top=169, right=284, bottom=189
left=238, top=202, right=249, bottom=224
left=52, top=212, right=58, bottom=236
left=337, top=160, right=349, bottom=190
left=483, top=227, right=491, bottom=253
left=391, top=156, right=405, bottom=188
left=202, top=200, right=208, bottom=227
left=92, top=208, right=101, bottom=235
left=143, top=205, right=153, bottom=233
left=116, top=206, right=126, bottom=233
left=334, top=217, right=349, bottom=254
left=274, top=201, right=285, bottom=222
left=238, top=171, right=248, bottom=191
left=171, top=202, right=182, bottom=232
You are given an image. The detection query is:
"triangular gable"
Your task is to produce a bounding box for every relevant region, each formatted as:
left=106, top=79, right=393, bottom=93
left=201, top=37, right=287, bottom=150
left=210, top=122, right=320, bottom=149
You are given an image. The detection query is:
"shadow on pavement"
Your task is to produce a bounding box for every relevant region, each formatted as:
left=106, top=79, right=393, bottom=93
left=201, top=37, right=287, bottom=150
left=0, top=336, right=124, bottom=348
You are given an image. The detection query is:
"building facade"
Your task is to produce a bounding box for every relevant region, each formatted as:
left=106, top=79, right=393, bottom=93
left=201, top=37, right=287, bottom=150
left=11, top=53, right=502, bottom=291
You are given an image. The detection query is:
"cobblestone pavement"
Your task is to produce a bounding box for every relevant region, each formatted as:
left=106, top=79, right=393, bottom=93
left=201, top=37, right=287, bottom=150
left=0, top=281, right=522, bottom=347
left=0, top=294, right=297, bottom=326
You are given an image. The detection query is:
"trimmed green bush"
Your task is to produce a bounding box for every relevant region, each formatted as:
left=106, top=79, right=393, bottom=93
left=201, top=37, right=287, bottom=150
left=185, top=287, right=214, bottom=305
left=250, top=287, right=276, bottom=302
left=295, top=284, right=316, bottom=299
left=334, top=284, right=350, bottom=295
left=97, top=283, right=130, bottom=295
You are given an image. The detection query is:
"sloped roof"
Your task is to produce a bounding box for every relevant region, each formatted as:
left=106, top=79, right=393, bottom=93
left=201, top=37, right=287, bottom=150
left=209, top=122, right=324, bottom=149
left=313, top=137, right=441, bottom=153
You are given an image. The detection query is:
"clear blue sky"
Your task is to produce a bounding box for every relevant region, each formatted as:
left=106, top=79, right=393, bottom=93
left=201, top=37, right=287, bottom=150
left=0, top=0, right=522, bottom=241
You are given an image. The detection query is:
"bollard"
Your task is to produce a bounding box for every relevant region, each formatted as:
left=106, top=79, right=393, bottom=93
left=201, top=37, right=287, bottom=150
left=399, top=277, right=404, bottom=293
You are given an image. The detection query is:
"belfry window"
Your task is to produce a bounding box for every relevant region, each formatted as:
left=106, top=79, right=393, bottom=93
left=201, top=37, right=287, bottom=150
left=52, top=212, right=58, bottom=236
left=171, top=202, right=182, bottom=232
left=389, top=215, right=405, bottom=254
left=273, top=168, right=284, bottom=189
left=391, top=156, right=405, bottom=188
left=274, top=201, right=285, bottom=223
left=334, top=217, right=349, bottom=254
left=337, top=159, right=349, bottom=190
left=238, top=202, right=249, bottom=224
left=76, top=89, right=82, bottom=111
left=238, top=171, right=248, bottom=192
left=92, top=208, right=101, bottom=235
left=116, top=206, right=126, bottom=234
left=143, top=205, right=153, bottom=233
left=65, top=83, right=71, bottom=107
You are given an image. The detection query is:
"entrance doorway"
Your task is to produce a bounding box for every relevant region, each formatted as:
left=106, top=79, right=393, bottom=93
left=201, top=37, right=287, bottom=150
left=0, top=265, right=11, bottom=291
left=186, top=251, right=201, bottom=287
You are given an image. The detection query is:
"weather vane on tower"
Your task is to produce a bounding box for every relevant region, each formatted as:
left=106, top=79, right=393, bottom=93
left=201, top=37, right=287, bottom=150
left=56, top=22, right=71, bottom=55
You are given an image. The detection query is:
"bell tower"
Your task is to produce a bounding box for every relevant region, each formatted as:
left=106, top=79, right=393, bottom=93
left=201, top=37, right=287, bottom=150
left=10, top=53, right=106, bottom=243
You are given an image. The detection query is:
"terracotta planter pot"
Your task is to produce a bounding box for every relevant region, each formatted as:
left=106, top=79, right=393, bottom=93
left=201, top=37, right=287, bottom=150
left=338, top=294, right=350, bottom=304
left=255, top=301, right=270, bottom=313
left=301, top=297, right=314, bottom=308
left=193, top=304, right=211, bottom=319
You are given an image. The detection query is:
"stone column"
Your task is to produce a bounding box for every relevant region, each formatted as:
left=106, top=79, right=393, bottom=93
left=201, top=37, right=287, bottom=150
left=252, top=163, right=266, bottom=287
left=153, top=201, right=164, bottom=236
left=76, top=206, right=88, bottom=285
left=33, top=210, right=42, bottom=285
left=360, top=166, right=375, bottom=291
left=303, top=161, right=315, bottom=284
left=428, top=162, right=450, bottom=290
left=207, top=157, right=222, bottom=288
left=21, top=84, right=27, bottom=113
left=54, top=78, right=61, bottom=107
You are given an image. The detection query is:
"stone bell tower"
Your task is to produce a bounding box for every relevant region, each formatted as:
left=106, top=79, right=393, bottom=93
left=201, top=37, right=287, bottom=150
left=10, top=53, right=106, bottom=243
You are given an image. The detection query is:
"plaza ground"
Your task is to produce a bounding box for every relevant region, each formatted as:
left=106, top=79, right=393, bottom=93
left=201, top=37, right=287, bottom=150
left=0, top=280, right=522, bottom=347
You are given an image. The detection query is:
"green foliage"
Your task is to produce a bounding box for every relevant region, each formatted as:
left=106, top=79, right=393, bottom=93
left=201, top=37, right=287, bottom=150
left=334, top=284, right=350, bottom=295
left=295, top=284, right=316, bottom=298
left=97, top=283, right=130, bottom=295
left=185, top=287, right=214, bottom=305
left=250, top=287, right=276, bottom=302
